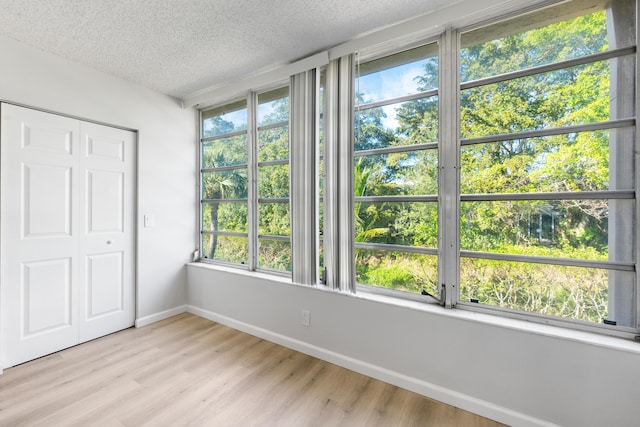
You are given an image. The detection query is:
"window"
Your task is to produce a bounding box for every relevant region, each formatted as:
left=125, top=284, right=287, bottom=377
left=199, top=0, right=638, bottom=337
left=354, top=44, right=440, bottom=298
left=200, top=87, right=290, bottom=273
left=458, top=0, right=636, bottom=327
left=257, top=88, right=291, bottom=272
left=201, top=100, right=249, bottom=264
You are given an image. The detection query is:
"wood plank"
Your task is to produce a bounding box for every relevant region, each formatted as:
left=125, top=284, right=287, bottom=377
left=0, top=313, right=506, bottom=426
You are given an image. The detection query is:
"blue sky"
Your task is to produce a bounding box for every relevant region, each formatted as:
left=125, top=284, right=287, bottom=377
left=205, top=58, right=431, bottom=134
left=356, top=60, right=431, bottom=129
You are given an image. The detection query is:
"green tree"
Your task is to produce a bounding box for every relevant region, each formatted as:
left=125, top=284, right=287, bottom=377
left=202, top=117, right=248, bottom=259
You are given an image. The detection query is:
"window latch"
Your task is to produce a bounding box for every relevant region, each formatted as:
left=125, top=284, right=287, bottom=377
left=420, top=287, right=441, bottom=304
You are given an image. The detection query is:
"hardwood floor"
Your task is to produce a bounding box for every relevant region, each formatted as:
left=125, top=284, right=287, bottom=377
left=0, top=313, right=505, bottom=426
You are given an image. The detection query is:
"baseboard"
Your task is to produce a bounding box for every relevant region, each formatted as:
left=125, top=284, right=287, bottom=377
left=187, top=304, right=556, bottom=427
left=135, top=305, right=187, bottom=328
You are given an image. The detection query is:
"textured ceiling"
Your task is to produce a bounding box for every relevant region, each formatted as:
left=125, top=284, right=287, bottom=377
left=0, top=0, right=454, bottom=100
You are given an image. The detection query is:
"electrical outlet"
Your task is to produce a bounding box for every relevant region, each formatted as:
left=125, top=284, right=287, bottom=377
left=301, top=309, right=311, bottom=327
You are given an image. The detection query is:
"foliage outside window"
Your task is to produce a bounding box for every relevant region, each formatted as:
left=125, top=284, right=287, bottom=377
left=354, top=44, right=440, bottom=298
left=351, top=0, right=637, bottom=329
left=201, top=100, right=249, bottom=264
left=200, top=87, right=291, bottom=273
left=200, top=0, right=638, bottom=335
left=458, top=0, right=636, bottom=326
left=257, top=88, right=291, bottom=272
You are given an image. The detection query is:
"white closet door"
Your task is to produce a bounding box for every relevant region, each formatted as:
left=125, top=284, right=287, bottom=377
left=78, top=121, right=135, bottom=342
left=0, top=104, right=136, bottom=368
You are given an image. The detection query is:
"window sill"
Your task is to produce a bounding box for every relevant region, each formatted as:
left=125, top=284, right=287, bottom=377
left=188, top=261, right=294, bottom=286
left=187, top=261, right=640, bottom=355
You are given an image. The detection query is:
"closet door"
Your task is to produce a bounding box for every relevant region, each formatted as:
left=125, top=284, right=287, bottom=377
left=79, top=121, right=135, bottom=342
left=0, top=104, right=136, bottom=368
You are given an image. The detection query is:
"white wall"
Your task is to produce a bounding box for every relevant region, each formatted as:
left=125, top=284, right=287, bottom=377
left=187, top=265, right=640, bottom=427
left=0, top=35, right=197, bottom=321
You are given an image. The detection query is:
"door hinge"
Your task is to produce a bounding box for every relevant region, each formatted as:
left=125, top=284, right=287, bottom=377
left=439, top=283, right=446, bottom=306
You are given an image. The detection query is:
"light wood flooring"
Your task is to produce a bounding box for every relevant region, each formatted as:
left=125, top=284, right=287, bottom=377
left=0, top=313, right=505, bottom=426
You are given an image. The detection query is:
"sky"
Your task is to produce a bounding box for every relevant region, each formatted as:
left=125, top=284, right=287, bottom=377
left=355, top=59, right=432, bottom=129
left=204, top=57, right=431, bottom=135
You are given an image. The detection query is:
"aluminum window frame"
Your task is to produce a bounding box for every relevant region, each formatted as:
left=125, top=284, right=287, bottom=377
left=353, top=40, right=443, bottom=301
left=199, top=97, right=251, bottom=267
left=348, top=0, right=640, bottom=337
left=255, top=86, right=292, bottom=275
left=198, top=84, right=292, bottom=277
left=453, top=0, right=639, bottom=335
left=196, top=0, right=640, bottom=340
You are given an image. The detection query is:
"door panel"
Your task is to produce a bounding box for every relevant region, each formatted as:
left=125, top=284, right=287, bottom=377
left=86, top=133, right=125, bottom=162
left=86, top=252, right=124, bottom=319
left=87, top=170, right=124, bottom=233
left=22, top=258, right=72, bottom=336
left=1, top=104, right=136, bottom=368
left=1, top=104, right=80, bottom=367
left=23, top=163, right=73, bottom=238
left=21, top=121, right=73, bottom=155
left=79, top=121, right=135, bottom=343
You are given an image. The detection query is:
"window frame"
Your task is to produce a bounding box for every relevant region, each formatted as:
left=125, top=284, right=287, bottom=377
left=348, top=0, right=639, bottom=336
left=352, top=41, right=443, bottom=302
left=199, top=98, right=250, bottom=268
left=453, top=0, right=639, bottom=336
left=196, top=0, right=640, bottom=339
left=199, top=82, right=292, bottom=276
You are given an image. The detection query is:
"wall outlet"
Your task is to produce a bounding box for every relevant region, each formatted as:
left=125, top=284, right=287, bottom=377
left=301, top=309, right=311, bottom=327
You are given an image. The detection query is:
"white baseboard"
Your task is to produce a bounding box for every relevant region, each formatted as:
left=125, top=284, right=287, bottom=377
left=135, top=305, right=187, bottom=328
left=187, top=304, right=556, bottom=427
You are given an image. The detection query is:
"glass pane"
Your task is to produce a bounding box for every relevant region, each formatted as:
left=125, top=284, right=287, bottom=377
left=259, top=203, right=290, bottom=236
left=202, top=135, right=247, bottom=168
left=258, top=165, right=289, bottom=198
left=460, top=129, right=634, bottom=194
left=201, top=234, right=248, bottom=264
left=258, top=87, right=289, bottom=127
left=258, top=126, right=289, bottom=162
left=356, top=43, right=438, bottom=104
left=355, top=96, right=438, bottom=151
left=201, top=202, right=247, bottom=233
left=460, top=258, right=635, bottom=325
left=202, top=170, right=248, bottom=199
left=259, top=239, right=291, bottom=272
left=202, top=101, right=247, bottom=138
left=356, top=249, right=438, bottom=296
left=355, top=202, right=438, bottom=248
left=461, top=60, right=622, bottom=140
left=460, top=199, right=635, bottom=263
left=460, top=7, right=627, bottom=82
left=355, top=151, right=437, bottom=197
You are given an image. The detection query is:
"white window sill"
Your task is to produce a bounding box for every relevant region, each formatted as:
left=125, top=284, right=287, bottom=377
left=187, top=261, right=640, bottom=355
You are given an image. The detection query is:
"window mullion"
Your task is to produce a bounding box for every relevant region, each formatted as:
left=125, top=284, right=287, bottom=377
left=438, top=28, right=460, bottom=308
left=247, top=91, right=259, bottom=271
